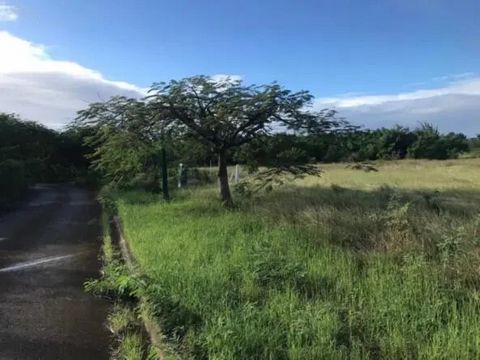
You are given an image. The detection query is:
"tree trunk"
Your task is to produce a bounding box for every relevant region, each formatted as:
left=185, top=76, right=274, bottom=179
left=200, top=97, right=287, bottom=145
left=161, top=147, right=169, bottom=201
left=218, top=149, right=233, bottom=207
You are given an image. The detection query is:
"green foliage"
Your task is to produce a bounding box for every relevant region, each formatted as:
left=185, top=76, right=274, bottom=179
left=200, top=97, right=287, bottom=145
left=407, top=123, right=444, bottom=159
left=74, top=76, right=472, bottom=205
left=77, top=76, right=349, bottom=204
left=233, top=134, right=312, bottom=172
left=231, top=123, right=470, bottom=168
left=148, top=76, right=346, bottom=151
left=469, top=134, right=480, bottom=157
left=75, top=98, right=165, bottom=189
left=0, top=159, right=29, bottom=207
left=83, top=256, right=140, bottom=301
left=106, top=304, right=159, bottom=360
left=234, top=164, right=321, bottom=196
left=376, top=126, right=417, bottom=159
left=91, top=127, right=160, bottom=186
left=0, top=112, right=97, bottom=202
left=442, top=132, right=470, bottom=158
left=234, top=136, right=322, bottom=196
left=407, top=123, right=470, bottom=160
left=108, top=305, right=138, bottom=334
left=85, top=218, right=178, bottom=360
left=0, top=113, right=57, bottom=167
left=437, top=225, right=467, bottom=266
left=83, top=229, right=141, bottom=301
left=117, top=333, right=146, bottom=360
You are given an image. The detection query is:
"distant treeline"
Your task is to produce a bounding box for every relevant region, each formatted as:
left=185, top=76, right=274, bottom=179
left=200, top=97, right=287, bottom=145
left=170, top=123, right=477, bottom=170
left=0, top=113, right=93, bottom=206
left=1, top=111, right=478, bottom=204
left=232, top=123, right=476, bottom=168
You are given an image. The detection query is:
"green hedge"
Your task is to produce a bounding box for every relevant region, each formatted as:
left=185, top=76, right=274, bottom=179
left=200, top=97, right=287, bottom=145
left=0, top=159, right=30, bottom=207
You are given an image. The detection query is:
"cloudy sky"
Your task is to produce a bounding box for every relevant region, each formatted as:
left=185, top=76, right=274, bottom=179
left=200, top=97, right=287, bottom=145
left=0, top=0, right=479, bottom=134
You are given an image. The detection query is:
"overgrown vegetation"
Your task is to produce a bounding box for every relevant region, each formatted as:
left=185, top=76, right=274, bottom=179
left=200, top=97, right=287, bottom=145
left=234, top=123, right=471, bottom=167
left=103, top=159, right=480, bottom=359
left=76, top=76, right=354, bottom=206
left=0, top=113, right=96, bottom=207
left=84, top=229, right=164, bottom=360
left=73, top=75, right=476, bottom=207
left=84, top=201, right=178, bottom=360
left=72, top=75, right=479, bottom=358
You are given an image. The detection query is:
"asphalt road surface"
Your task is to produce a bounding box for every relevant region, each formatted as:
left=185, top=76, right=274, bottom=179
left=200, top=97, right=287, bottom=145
left=0, top=184, right=110, bottom=360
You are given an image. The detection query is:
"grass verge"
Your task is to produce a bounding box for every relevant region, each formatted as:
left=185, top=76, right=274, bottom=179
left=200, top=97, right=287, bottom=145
left=85, top=203, right=174, bottom=360
left=113, top=160, right=480, bottom=359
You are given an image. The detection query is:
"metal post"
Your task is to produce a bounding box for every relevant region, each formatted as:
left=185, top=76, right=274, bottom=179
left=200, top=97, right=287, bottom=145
left=178, top=163, right=183, bottom=188
left=161, top=147, right=169, bottom=201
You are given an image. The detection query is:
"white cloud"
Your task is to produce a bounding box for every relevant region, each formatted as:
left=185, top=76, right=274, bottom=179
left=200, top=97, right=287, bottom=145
left=210, top=74, right=242, bottom=81
left=0, top=3, right=17, bottom=21
left=315, top=76, right=480, bottom=136
left=209, top=74, right=242, bottom=84
left=432, top=72, right=475, bottom=82
left=0, top=31, right=144, bottom=128
left=1, top=30, right=478, bottom=136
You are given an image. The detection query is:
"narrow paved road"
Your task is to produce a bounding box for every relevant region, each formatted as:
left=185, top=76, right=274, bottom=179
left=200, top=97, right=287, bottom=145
left=0, top=184, right=110, bottom=360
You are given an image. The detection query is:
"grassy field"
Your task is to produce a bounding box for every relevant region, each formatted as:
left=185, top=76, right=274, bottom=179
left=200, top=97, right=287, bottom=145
left=114, top=159, right=480, bottom=359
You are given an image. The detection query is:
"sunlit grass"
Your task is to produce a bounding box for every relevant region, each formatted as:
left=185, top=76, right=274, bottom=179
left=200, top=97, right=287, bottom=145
left=115, top=159, right=480, bottom=359
left=304, top=158, right=480, bottom=191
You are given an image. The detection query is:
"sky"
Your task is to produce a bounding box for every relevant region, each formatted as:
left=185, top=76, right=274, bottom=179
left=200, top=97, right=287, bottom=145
left=0, top=0, right=479, bottom=134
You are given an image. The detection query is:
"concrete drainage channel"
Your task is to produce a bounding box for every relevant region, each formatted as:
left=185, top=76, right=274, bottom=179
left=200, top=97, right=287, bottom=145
left=108, top=215, right=174, bottom=359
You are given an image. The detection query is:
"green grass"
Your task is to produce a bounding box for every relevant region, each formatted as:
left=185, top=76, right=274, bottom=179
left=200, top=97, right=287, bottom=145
left=114, top=159, right=480, bottom=359
left=108, top=305, right=137, bottom=334
left=84, top=221, right=156, bottom=360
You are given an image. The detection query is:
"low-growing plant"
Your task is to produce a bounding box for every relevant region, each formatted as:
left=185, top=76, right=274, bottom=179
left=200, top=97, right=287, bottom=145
left=108, top=305, right=138, bottom=335
left=116, top=333, right=147, bottom=360
left=437, top=225, right=466, bottom=266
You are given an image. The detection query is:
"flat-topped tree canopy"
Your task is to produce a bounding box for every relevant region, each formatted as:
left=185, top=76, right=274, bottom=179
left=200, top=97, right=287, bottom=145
left=148, top=75, right=349, bottom=206
left=74, top=76, right=351, bottom=206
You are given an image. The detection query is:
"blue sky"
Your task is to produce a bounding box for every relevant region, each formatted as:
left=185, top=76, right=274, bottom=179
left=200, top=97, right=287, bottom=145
left=1, top=0, right=479, bottom=134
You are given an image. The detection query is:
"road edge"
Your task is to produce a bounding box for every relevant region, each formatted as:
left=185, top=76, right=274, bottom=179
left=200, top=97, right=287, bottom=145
left=112, top=216, right=176, bottom=360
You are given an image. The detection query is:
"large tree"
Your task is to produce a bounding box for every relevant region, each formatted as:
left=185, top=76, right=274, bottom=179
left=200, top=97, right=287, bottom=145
left=74, top=97, right=174, bottom=198
left=148, top=76, right=347, bottom=205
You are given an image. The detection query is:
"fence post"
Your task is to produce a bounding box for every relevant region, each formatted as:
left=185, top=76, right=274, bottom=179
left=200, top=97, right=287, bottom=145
left=234, top=164, right=240, bottom=183
left=161, top=147, right=169, bottom=201
left=178, top=163, right=183, bottom=188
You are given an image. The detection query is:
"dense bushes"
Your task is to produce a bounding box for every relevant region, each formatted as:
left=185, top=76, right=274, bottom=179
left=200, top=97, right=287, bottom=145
left=406, top=124, right=469, bottom=159
left=1, top=113, right=95, bottom=181
left=232, top=123, right=472, bottom=167
left=0, top=159, right=30, bottom=206
left=0, top=113, right=96, bottom=205
left=467, top=135, right=480, bottom=157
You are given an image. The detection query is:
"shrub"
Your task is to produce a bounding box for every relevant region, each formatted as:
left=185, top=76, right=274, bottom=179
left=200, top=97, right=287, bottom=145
left=0, top=159, right=29, bottom=206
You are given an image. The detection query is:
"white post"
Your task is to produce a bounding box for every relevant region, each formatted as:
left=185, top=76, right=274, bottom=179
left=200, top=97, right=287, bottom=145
left=234, top=164, right=240, bottom=183
left=178, top=163, right=183, bottom=188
